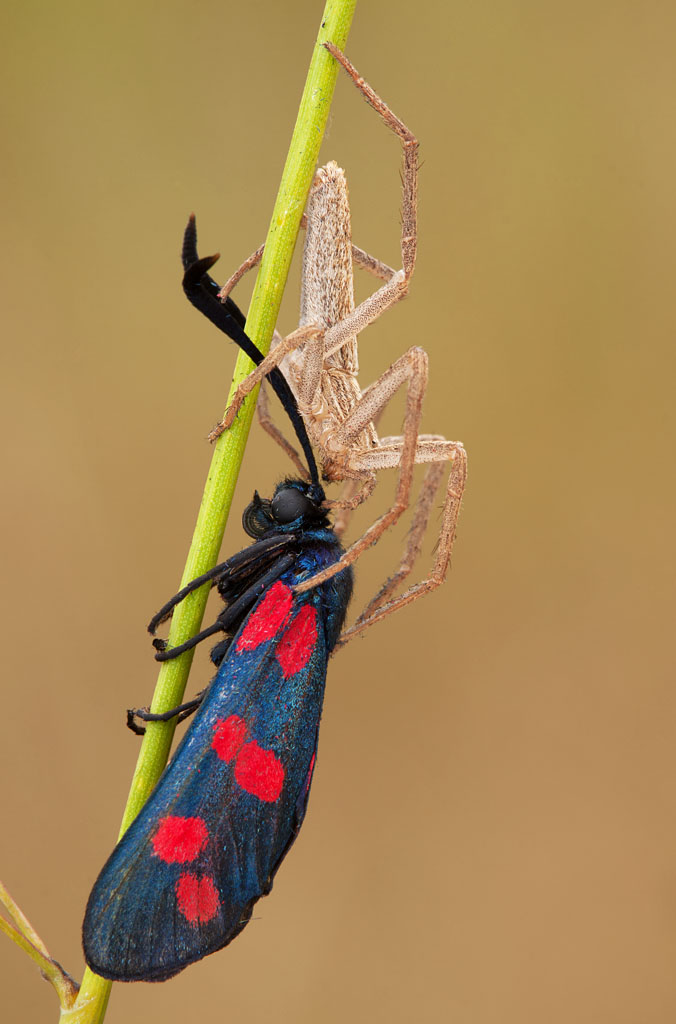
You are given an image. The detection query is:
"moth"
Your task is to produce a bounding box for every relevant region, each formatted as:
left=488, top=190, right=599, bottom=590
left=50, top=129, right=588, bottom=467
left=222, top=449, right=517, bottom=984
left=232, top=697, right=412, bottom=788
left=82, top=45, right=467, bottom=982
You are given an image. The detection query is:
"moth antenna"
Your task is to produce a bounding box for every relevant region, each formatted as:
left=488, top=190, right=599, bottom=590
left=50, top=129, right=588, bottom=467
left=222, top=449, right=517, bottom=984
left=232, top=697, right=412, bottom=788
left=181, top=217, right=320, bottom=486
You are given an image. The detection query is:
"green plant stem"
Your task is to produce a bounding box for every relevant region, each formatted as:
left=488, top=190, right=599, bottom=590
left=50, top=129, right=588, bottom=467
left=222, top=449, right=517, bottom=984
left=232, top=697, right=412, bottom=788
left=0, top=882, right=79, bottom=1011
left=71, top=2, right=357, bottom=1021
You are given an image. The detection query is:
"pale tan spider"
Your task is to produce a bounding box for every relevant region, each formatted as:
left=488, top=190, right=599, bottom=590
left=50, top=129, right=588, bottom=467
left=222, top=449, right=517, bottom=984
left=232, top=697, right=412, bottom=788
left=208, top=45, right=467, bottom=643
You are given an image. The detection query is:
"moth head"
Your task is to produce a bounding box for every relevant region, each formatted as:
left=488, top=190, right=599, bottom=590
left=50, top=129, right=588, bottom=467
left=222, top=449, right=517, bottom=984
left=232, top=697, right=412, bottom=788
left=242, top=479, right=328, bottom=538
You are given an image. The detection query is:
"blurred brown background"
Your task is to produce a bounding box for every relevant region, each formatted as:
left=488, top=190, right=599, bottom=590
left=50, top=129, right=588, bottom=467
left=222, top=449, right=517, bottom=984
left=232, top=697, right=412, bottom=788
left=2, top=1, right=675, bottom=1021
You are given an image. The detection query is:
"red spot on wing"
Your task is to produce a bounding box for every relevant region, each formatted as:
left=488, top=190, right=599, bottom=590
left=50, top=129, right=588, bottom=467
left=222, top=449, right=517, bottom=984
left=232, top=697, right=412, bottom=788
left=152, top=816, right=208, bottom=864
left=175, top=872, right=220, bottom=924
left=212, top=714, right=248, bottom=761
left=276, top=604, right=318, bottom=678
left=235, top=740, right=285, bottom=802
left=236, top=580, right=293, bottom=652
left=212, top=715, right=284, bottom=802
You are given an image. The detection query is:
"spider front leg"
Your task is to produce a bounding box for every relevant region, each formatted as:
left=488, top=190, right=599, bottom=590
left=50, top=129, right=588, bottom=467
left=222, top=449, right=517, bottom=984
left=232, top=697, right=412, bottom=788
left=207, top=323, right=324, bottom=442
left=319, top=43, right=419, bottom=359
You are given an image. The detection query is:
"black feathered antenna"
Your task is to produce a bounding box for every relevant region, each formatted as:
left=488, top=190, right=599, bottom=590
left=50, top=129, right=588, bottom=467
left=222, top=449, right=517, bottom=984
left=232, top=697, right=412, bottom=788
left=181, top=216, right=320, bottom=489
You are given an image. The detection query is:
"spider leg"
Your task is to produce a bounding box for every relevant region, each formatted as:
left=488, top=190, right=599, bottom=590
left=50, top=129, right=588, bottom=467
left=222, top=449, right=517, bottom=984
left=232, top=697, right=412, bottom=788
left=350, top=244, right=396, bottom=283
left=327, top=473, right=377, bottom=539
left=338, top=441, right=467, bottom=643
left=329, top=477, right=363, bottom=539
left=216, top=215, right=308, bottom=303
left=207, top=323, right=324, bottom=442
left=295, top=346, right=429, bottom=593
left=330, top=347, right=427, bottom=451
left=327, top=401, right=389, bottom=537
left=217, top=243, right=265, bottom=303
left=357, top=461, right=446, bottom=619
left=321, top=43, right=418, bottom=358
left=255, top=378, right=309, bottom=479
left=217, top=214, right=395, bottom=305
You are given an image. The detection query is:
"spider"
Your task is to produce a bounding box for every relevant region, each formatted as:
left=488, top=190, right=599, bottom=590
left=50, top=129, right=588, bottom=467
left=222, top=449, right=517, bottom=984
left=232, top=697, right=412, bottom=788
left=185, top=44, right=467, bottom=644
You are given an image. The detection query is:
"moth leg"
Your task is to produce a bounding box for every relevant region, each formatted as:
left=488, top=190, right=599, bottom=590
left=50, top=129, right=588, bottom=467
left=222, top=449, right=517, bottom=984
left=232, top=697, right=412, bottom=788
left=338, top=440, right=467, bottom=644
left=153, top=619, right=227, bottom=662
left=154, top=551, right=295, bottom=661
left=126, top=696, right=203, bottom=736
left=147, top=535, right=292, bottom=636
left=207, top=323, right=324, bottom=442
left=256, top=379, right=309, bottom=479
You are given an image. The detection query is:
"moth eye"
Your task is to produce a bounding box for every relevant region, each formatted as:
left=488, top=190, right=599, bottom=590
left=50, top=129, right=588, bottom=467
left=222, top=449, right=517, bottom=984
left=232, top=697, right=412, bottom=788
left=271, top=488, right=313, bottom=524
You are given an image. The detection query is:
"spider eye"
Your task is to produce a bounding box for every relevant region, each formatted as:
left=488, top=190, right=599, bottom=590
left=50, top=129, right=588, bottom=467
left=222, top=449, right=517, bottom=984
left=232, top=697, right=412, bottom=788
left=271, top=488, right=313, bottom=524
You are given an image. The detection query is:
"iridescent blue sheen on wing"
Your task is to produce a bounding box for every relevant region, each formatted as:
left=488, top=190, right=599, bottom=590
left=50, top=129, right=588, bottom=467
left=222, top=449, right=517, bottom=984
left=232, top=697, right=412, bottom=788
left=83, top=529, right=352, bottom=982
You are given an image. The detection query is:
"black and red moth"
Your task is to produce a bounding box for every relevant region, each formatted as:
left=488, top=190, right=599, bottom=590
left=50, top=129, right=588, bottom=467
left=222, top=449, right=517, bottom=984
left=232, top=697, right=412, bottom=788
left=82, top=222, right=353, bottom=981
